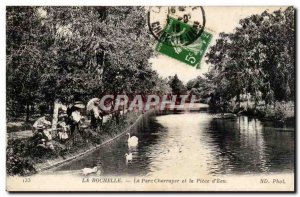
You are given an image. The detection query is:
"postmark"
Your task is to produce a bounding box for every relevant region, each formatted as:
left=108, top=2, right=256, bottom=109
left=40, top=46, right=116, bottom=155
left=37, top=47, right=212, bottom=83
left=147, top=6, right=212, bottom=68
left=148, top=6, right=206, bottom=47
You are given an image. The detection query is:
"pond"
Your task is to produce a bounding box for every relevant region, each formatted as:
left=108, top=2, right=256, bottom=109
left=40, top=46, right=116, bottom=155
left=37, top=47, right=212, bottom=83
left=51, top=112, right=294, bottom=176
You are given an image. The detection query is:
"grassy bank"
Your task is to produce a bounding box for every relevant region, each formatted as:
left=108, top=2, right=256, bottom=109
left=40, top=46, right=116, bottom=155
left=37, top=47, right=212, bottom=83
left=7, top=121, right=33, bottom=133
left=6, top=112, right=141, bottom=176
left=243, top=101, right=294, bottom=119
left=224, top=100, right=295, bottom=125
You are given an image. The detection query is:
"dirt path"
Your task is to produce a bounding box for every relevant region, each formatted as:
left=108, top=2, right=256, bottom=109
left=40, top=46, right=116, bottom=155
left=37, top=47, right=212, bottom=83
left=7, top=130, right=33, bottom=140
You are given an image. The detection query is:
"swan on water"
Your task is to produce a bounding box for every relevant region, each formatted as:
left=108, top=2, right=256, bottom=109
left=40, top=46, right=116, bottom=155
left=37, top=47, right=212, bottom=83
left=212, top=113, right=237, bottom=119
left=126, top=132, right=138, bottom=146
left=221, top=113, right=237, bottom=118
left=125, top=153, right=133, bottom=162
left=82, top=167, right=98, bottom=176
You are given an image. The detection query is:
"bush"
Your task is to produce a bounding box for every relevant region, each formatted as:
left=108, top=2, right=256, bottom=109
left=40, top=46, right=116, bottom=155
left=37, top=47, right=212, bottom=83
left=6, top=139, right=36, bottom=176
left=274, top=102, right=289, bottom=121
left=7, top=112, right=140, bottom=176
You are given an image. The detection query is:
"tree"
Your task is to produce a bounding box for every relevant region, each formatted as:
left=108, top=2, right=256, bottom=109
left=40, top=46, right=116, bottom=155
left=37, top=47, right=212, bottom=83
left=168, top=74, right=186, bottom=95
left=205, top=7, right=295, bottom=107
left=6, top=7, right=50, bottom=120
left=6, top=6, right=169, bottom=121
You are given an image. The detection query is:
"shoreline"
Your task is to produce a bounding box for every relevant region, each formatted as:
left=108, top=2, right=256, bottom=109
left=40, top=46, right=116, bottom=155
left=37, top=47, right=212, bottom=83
left=208, top=100, right=295, bottom=127
left=6, top=110, right=155, bottom=176
left=36, top=111, right=149, bottom=172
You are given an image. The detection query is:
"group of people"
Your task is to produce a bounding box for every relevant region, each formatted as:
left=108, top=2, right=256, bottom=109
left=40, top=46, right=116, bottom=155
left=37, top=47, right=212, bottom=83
left=31, top=99, right=103, bottom=151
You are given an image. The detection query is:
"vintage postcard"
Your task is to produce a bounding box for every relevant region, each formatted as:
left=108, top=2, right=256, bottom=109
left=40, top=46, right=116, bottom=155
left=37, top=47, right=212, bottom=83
left=6, top=6, right=295, bottom=192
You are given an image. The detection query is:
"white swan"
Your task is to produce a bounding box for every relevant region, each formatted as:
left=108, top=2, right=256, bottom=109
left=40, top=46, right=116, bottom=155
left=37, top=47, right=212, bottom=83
left=126, top=133, right=138, bottom=146
left=125, top=153, right=133, bottom=162
left=82, top=167, right=98, bottom=176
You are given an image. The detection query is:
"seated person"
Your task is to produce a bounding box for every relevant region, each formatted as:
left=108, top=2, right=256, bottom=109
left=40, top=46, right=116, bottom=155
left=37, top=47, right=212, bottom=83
left=32, top=125, right=54, bottom=150
left=57, top=114, right=69, bottom=142
left=32, top=115, right=51, bottom=135
left=90, top=105, right=102, bottom=130
left=67, top=101, right=85, bottom=137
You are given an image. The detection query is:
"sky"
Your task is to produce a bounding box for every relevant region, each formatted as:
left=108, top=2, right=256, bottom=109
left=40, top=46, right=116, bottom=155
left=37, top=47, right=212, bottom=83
left=150, top=6, right=285, bottom=84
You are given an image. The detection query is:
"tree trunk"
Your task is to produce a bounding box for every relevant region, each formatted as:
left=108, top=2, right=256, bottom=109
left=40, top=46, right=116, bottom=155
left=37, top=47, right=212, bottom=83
left=116, top=112, right=120, bottom=124
left=25, top=102, right=30, bottom=122
left=246, top=92, right=249, bottom=110
left=237, top=93, right=241, bottom=109
left=31, top=104, right=35, bottom=115
left=49, top=102, right=54, bottom=116
left=52, top=100, right=60, bottom=130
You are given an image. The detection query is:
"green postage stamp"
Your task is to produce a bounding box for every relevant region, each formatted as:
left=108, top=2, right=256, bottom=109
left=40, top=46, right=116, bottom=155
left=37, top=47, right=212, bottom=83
left=155, top=17, right=213, bottom=69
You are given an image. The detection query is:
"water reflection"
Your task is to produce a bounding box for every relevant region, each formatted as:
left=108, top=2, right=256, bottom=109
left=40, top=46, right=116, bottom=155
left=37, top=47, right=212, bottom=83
left=52, top=113, right=294, bottom=176
left=207, top=115, right=294, bottom=174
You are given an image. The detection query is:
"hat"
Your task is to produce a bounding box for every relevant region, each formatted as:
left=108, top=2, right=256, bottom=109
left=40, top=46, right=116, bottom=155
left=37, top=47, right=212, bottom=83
left=36, top=124, right=45, bottom=129
left=73, top=101, right=85, bottom=109
left=58, top=113, right=68, bottom=118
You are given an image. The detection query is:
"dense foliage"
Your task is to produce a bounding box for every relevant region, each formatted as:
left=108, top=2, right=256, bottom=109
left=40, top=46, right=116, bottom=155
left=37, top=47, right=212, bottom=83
left=187, top=7, right=295, bottom=111
left=7, top=6, right=170, bottom=121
